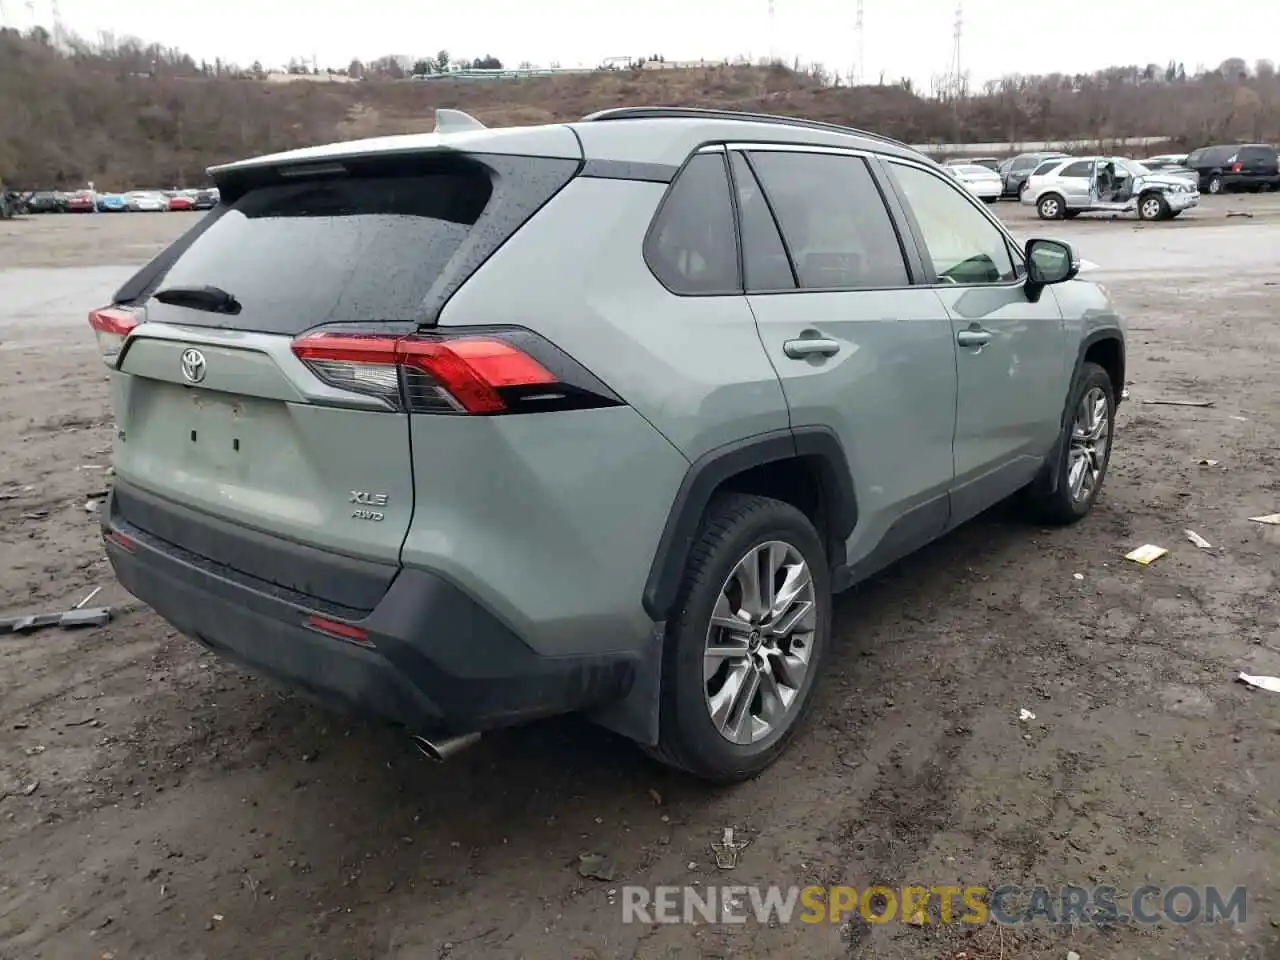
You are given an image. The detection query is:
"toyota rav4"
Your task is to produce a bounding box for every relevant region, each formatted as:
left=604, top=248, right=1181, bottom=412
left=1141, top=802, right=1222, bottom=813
left=94, top=107, right=1125, bottom=783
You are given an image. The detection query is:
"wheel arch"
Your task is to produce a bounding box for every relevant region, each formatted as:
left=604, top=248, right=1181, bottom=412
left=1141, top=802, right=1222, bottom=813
left=1037, top=192, right=1065, bottom=218
left=641, top=427, right=857, bottom=622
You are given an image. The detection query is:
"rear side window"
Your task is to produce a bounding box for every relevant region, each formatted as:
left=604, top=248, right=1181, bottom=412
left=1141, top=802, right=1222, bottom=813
left=151, top=171, right=492, bottom=333
left=729, top=153, right=796, bottom=292
left=746, top=151, right=910, bottom=290
left=1059, top=160, right=1093, bottom=178
left=1032, top=160, right=1062, bottom=176
left=645, top=152, right=740, bottom=296
left=1012, top=156, right=1039, bottom=172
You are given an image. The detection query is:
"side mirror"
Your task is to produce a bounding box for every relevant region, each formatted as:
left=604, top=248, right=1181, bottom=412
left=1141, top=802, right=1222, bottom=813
left=1025, top=238, right=1079, bottom=287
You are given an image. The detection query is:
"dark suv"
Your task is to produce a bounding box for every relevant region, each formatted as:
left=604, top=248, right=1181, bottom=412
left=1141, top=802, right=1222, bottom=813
left=1185, top=144, right=1280, bottom=194
left=1000, top=152, right=1069, bottom=198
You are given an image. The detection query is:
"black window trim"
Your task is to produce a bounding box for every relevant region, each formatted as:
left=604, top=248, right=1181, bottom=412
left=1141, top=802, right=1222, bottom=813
left=875, top=154, right=1029, bottom=291
left=641, top=143, right=745, bottom=298
left=725, top=151, right=800, bottom=291
left=724, top=141, right=921, bottom=295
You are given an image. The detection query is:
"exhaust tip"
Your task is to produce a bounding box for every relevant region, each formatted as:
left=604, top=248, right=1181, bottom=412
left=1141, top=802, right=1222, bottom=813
left=412, top=732, right=482, bottom=762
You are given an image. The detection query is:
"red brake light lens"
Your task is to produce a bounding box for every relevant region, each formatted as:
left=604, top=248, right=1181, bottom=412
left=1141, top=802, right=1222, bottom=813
left=88, top=307, right=141, bottom=367
left=290, top=331, right=559, bottom=415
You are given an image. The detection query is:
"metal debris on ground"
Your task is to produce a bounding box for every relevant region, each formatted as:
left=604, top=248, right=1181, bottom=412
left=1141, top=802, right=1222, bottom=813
left=1141, top=398, right=1214, bottom=408
left=1249, top=514, right=1280, bottom=526
left=576, top=852, right=617, bottom=881
left=1185, top=530, right=1212, bottom=549
left=1019, top=708, right=1036, bottom=721
left=1125, top=544, right=1168, bottom=565
left=0, top=589, right=113, bottom=634
left=1237, top=673, right=1280, bottom=694
left=1196, top=458, right=1220, bottom=466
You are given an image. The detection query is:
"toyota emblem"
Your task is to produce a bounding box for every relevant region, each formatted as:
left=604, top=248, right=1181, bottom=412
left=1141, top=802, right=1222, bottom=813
left=180, top=348, right=207, bottom=384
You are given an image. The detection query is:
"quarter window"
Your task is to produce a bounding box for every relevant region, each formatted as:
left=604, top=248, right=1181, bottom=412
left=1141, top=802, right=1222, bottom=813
left=746, top=151, right=910, bottom=290
left=1059, top=160, right=1094, bottom=178
left=888, top=161, right=1018, bottom=286
left=645, top=152, right=740, bottom=295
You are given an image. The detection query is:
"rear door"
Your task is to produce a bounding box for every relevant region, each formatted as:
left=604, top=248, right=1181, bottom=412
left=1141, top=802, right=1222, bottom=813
left=879, top=157, right=1068, bottom=526
left=1237, top=146, right=1279, bottom=182
left=1055, top=159, right=1096, bottom=207
left=106, top=145, right=581, bottom=583
left=736, top=146, right=959, bottom=572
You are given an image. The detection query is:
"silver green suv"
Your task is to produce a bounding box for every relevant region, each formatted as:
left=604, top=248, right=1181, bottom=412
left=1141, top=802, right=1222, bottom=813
left=93, top=107, right=1125, bottom=782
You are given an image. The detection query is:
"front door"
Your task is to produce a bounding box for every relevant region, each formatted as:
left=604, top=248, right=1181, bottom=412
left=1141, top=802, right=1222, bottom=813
left=730, top=147, right=959, bottom=573
left=879, top=157, right=1070, bottom=526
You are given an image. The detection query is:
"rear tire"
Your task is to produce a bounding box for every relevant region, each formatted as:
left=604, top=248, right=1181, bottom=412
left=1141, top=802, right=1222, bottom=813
left=647, top=493, right=831, bottom=783
left=1207, top=174, right=1224, bottom=194
left=1024, top=362, right=1115, bottom=525
left=1037, top=194, right=1066, bottom=220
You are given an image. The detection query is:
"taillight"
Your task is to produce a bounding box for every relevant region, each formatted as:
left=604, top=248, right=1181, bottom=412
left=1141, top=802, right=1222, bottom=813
left=88, top=306, right=140, bottom=367
left=290, top=327, right=621, bottom=416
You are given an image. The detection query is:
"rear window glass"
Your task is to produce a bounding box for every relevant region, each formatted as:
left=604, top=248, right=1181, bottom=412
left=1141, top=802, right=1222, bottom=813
left=151, top=171, right=492, bottom=333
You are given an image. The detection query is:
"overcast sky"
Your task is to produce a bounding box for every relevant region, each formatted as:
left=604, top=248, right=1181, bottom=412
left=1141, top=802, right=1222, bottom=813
left=13, top=0, right=1279, bottom=87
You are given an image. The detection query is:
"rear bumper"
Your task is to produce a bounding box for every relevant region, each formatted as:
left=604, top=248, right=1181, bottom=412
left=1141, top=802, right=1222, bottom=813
left=102, top=489, right=637, bottom=734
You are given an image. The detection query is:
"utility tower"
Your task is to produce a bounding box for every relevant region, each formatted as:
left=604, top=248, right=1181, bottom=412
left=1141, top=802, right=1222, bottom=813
left=853, top=0, right=864, bottom=84
left=767, top=0, right=776, bottom=63
left=948, top=0, right=964, bottom=98
left=50, top=0, right=65, bottom=47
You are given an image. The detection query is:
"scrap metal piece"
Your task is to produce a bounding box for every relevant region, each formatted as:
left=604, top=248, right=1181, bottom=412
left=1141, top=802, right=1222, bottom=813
left=59, top=607, right=112, bottom=628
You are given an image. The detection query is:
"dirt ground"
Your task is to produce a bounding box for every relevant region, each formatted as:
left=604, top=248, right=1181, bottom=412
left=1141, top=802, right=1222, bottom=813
left=3, top=195, right=1280, bottom=960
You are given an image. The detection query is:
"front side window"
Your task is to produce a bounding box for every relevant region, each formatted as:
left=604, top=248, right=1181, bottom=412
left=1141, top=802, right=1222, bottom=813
left=888, top=161, right=1018, bottom=286
left=645, top=152, right=740, bottom=295
left=746, top=151, right=910, bottom=290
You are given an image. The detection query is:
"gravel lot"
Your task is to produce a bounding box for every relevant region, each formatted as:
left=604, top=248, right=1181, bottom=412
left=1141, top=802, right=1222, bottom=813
left=3, top=195, right=1280, bottom=960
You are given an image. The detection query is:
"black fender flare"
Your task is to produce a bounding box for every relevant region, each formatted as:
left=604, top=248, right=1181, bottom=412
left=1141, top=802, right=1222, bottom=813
left=1033, top=329, right=1125, bottom=495
left=642, top=426, right=857, bottom=622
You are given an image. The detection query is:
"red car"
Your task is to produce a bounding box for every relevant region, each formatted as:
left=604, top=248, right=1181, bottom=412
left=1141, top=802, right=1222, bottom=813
left=167, top=194, right=194, bottom=211
left=66, top=191, right=96, bottom=213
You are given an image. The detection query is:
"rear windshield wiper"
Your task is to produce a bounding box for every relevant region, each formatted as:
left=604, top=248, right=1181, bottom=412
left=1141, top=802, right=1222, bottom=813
left=153, top=284, right=242, bottom=315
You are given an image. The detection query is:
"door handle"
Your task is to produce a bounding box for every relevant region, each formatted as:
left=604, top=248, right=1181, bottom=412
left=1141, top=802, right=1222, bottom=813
left=783, top=337, right=841, bottom=359
left=956, top=328, right=992, bottom=348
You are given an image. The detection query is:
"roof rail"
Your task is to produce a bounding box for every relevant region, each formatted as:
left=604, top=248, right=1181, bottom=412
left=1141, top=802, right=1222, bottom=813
left=435, top=109, right=487, bottom=134
left=579, top=106, right=912, bottom=150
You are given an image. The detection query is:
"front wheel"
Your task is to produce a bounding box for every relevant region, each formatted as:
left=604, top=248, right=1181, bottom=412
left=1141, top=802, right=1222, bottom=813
left=648, top=493, right=831, bottom=783
left=1024, top=361, right=1116, bottom=525
left=1138, top=192, right=1170, bottom=221
left=1037, top=194, right=1065, bottom=220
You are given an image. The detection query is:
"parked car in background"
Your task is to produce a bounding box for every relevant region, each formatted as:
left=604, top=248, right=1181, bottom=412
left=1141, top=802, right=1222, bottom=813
left=999, top=151, right=1070, bottom=198
left=1144, top=153, right=1188, bottom=171
left=946, top=156, right=1000, bottom=171
left=192, top=188, right=219, bottom=209
left=67, top=191, right=96, bottom=213
left=168, top=193, right=194, bottom=211
left=1184, top=144, right=1280, bottom=194
left=946, top=162, right=1002, bottom=201
left=25, top=191, right=62, bottom=214
left=97, top=193, right=128, bottom=212
left=1023, top=156, right=1199, bottom=221
left=127, top=191, right=169, bottom=212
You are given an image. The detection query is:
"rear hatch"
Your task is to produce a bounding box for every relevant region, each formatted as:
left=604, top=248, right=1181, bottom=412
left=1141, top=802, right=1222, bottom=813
left=97, top=133, right=582, bottom=608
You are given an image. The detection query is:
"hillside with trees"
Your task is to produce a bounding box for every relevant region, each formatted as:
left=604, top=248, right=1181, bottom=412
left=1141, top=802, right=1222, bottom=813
left=1, top=26, right=1278, bottom=188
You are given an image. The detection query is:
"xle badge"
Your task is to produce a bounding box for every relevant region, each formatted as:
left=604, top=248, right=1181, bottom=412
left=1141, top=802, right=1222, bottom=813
left=350, top=490, right=388, bottom=522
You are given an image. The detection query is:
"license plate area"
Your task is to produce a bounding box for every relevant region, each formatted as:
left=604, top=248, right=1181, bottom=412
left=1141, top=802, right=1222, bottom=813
left=182, top=391, right=255, bottom=479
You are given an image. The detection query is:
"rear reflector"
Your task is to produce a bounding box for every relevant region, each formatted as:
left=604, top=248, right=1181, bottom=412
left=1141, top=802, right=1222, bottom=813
left=291, top=330, right=564, bottom=415
left=105, top=530, right=136, bottom=552
left=88, top=307, right=141, bottom=367
left=305, top=614, right=372, bottom=647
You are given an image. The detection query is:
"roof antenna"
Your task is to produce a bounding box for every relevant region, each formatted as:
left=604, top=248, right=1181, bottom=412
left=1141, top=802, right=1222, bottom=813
left=435, top=109, right=486, bottom=134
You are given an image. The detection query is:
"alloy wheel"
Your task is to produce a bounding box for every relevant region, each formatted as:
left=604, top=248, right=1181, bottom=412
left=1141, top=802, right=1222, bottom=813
left=704, top=541, right=816, bottom=745
left=1141, top=197, right=1162, bottom=219
left=1068, top=386, right=1110, bottom=503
